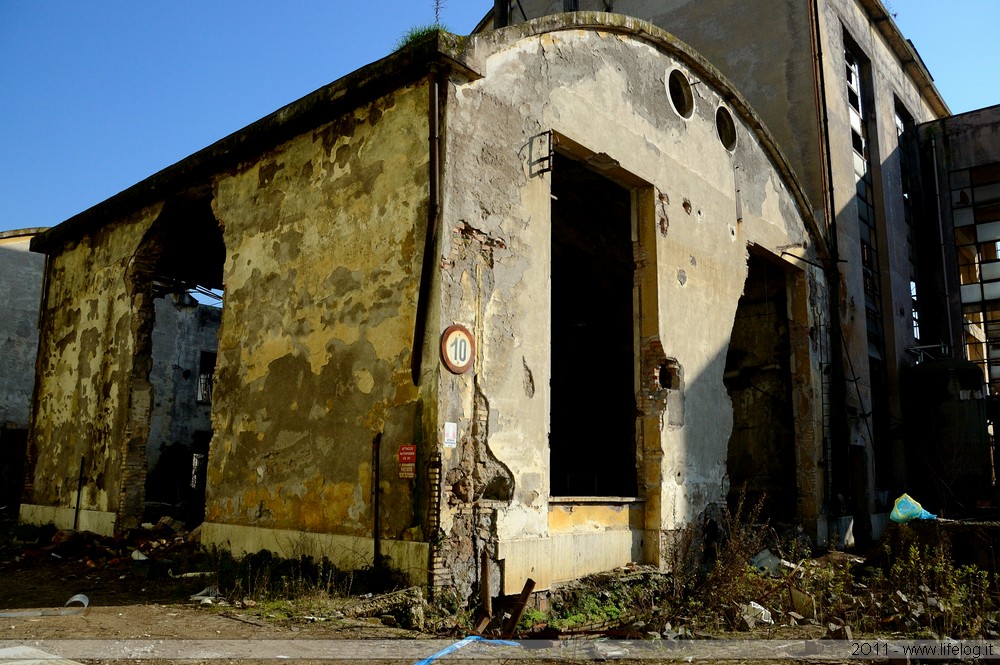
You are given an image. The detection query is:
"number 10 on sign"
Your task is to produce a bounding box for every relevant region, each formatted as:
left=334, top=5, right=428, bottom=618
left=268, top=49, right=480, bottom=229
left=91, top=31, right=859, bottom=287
left=441, top=324, right=475, bottom=374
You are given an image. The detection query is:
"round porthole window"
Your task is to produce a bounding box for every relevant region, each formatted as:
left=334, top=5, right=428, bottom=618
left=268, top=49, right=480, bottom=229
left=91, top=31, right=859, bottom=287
left=716, top=106, right=737, bottom=151
left=667, top=69, right=694, bottom=119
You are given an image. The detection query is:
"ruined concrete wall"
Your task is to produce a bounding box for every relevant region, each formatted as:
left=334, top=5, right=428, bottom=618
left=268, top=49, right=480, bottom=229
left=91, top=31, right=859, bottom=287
left=205, top=82, right=432, bottom=566
left=0, top=231, right=45, bottom=429
left=21, top=207, right=160, bottom=534
left=439, top=17, right=826, bottom=593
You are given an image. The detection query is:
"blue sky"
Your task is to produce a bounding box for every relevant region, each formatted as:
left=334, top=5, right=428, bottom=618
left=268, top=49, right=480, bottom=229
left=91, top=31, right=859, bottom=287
left=1, top=1, right=997, bottom=235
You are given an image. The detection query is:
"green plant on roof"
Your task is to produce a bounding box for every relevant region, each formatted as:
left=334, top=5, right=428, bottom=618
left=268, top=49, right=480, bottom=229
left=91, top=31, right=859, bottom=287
left=394, top=0, right=448, bottom=51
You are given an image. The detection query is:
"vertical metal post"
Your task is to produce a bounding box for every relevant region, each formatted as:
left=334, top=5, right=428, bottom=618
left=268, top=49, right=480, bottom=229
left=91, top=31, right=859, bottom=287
left=372, top=433, right=382, bottom=570
left=73, top=456, right=85, bottom=530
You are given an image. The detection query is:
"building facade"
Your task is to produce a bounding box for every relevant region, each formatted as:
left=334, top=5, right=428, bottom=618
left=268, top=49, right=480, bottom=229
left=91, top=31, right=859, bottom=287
left=483, top=0, right=953, bottom=542
left=21, top=15, right=834, bottom=597
left=24, top=0, right=995, bottom=601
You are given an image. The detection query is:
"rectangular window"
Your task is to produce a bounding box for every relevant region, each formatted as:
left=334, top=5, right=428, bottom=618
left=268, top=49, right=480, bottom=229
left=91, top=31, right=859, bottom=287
left=846, top=40, right=885, bottom=356
left=954, top=161, right=1000, bottom=393
left=895, top=99, right=919, bottom=341
left=197, top=351, right=217, bottom=404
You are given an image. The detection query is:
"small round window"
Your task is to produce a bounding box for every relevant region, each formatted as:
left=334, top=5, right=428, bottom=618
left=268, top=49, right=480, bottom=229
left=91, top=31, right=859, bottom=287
left=667, top=69, right=694, bottom=119
left=716, top=106, right=737, bottom=151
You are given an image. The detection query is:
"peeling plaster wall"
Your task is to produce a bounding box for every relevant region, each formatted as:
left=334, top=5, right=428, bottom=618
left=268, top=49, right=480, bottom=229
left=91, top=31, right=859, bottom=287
left=205, top=82, right=432, bottom=562
left=440, top=19, right=827, bottom=593
left=22, top=206, right=161, bottom=531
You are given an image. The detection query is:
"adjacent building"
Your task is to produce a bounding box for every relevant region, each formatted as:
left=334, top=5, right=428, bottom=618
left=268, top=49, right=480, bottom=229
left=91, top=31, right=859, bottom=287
left=0, top=228, right=47, bottom=513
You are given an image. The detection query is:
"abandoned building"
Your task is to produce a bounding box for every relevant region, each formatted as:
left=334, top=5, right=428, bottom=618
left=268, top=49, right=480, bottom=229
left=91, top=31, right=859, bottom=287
left=16, top=1, right=997, bottom=599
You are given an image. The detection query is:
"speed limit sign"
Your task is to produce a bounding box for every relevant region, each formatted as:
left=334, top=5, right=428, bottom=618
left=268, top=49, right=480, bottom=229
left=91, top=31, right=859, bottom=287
left=441, top=324, right=475, bottom=374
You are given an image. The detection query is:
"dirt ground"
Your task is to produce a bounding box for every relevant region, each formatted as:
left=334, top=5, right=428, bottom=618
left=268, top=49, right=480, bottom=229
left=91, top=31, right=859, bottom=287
left=0, top=518, right=463, bottom=664
left=3, top=516, right=981, bottom=664
left=0, top=518, right=840, bottom=665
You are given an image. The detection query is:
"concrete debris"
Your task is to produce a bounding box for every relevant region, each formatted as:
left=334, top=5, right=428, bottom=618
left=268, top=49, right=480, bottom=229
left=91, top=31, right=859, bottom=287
left=789, top=585, right=817, bottom=619
left=825, top=623, right=853, bottom=640
left=156, top=516, right=186, bottom=533
left=751, top=549, right=783, bottom=575
left=752, top=548, right=797, bottom=576
left=189, top=585, right=220, bottom=601
left=741, top=601, right=774, bottom=629
left=589, top=642, right=629, bottom=659
left=342, top=586, right=425, bottom=631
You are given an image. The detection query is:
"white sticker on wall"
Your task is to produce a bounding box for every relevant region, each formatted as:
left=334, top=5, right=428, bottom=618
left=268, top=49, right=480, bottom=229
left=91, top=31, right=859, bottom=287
left=444, top=421, right=458, bottom=448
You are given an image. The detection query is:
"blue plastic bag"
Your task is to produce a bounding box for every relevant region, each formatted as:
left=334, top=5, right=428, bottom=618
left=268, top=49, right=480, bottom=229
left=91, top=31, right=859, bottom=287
left=890, top=493, right=936, bottom=524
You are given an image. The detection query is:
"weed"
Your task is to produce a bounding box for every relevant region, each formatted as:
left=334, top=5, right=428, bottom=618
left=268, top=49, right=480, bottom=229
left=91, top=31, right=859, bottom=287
left=394, top=24, right=446, bottom=52
left=516, top=607, right=547, bottom=632
left=690, top=493, right=782, bottom=630
left=859, top=530, right=995, bottom=637
left=212, top=547, right=409, bottom=603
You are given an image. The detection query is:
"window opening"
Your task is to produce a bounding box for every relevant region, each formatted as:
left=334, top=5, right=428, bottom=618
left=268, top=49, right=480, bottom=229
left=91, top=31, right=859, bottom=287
left=716, top=106, right=737, bottom=151
left=197, top=351, right=217, bottom=404
left=550, top=152, right=637, bottom=497
left=667, top=69, right=694, bottom=119
left=894, top=99, right=920, bottom=342
left=846, top=37, right=892, bottom=505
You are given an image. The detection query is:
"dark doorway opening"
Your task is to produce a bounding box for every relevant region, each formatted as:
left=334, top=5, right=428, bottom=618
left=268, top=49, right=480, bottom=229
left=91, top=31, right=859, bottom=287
left=550, top=152, right=637, bottom=497
left=141, top=192, right=224, bottom=527
left=0, top=425, right=28, bottom=517
left=724, top=252, right=796, bottom=522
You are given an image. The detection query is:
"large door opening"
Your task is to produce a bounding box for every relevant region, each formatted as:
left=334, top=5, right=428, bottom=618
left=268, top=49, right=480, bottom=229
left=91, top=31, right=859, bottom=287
left=550, top=152, right=637, bottom=497
left=724, top=252, right=796, bottom=523
left=127, top=191, right=225, bottom=528
left=0, top=425, right=28, bottom=518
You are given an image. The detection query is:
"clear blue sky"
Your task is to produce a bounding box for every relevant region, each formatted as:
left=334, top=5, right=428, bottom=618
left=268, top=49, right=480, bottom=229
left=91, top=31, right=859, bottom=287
left=1, top=1, right=996, bottom=235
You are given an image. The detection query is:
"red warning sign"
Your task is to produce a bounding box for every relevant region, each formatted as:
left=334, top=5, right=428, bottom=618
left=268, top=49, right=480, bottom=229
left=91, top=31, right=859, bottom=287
left=399, top=445, right=416, bottom=478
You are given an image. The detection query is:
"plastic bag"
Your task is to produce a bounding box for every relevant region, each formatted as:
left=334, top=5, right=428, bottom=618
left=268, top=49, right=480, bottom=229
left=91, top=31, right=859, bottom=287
left=889, top=493, right=936, bottom=524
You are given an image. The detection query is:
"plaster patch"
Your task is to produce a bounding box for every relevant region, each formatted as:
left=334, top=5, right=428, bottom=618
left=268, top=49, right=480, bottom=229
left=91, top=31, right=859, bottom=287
left=355, top=369, right=375, bottom=394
